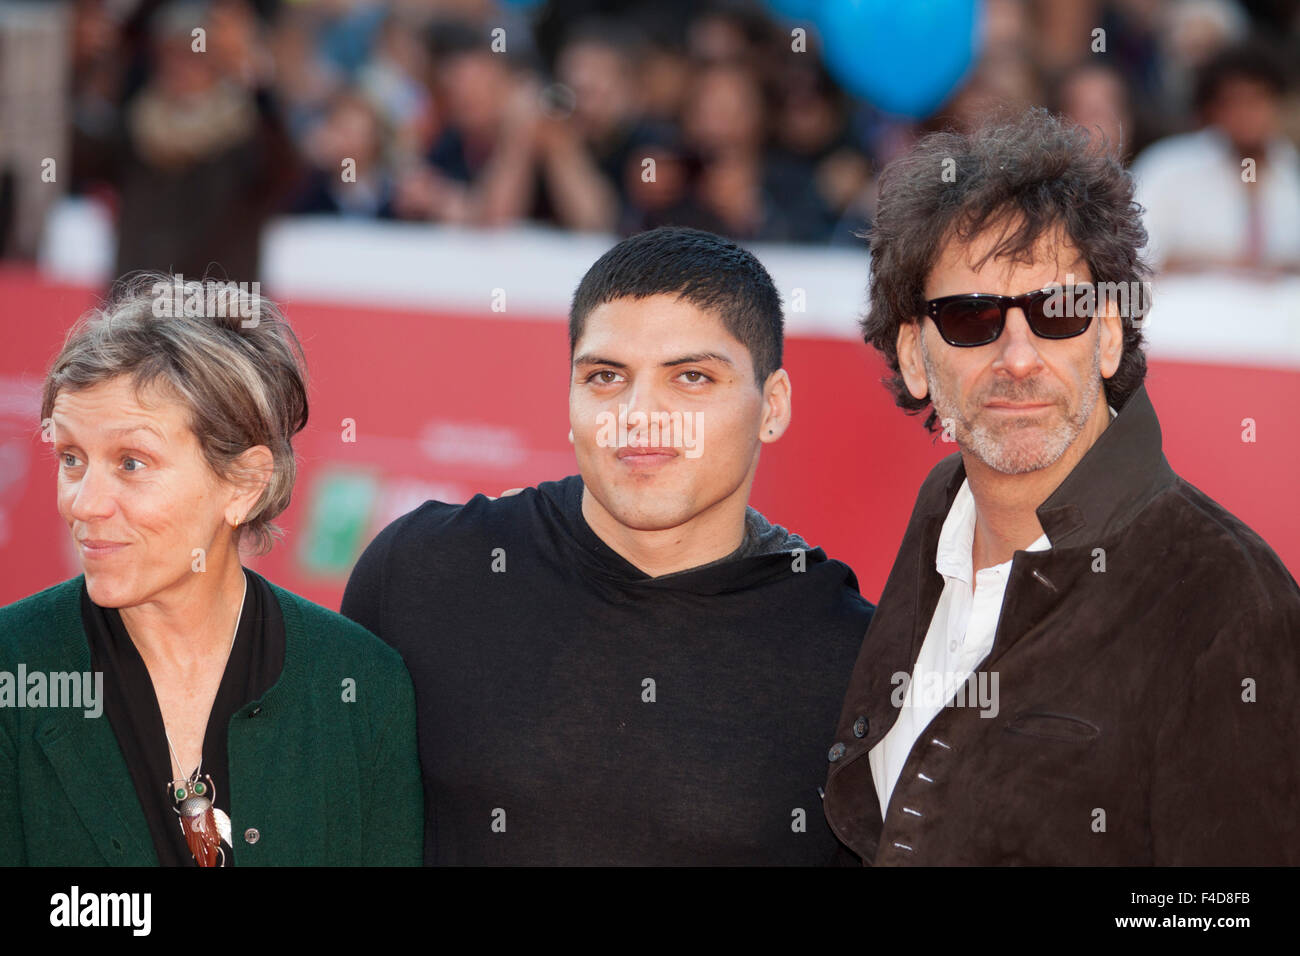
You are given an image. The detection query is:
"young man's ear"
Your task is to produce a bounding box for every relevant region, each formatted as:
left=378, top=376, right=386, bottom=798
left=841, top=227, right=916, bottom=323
left=896, top=321, right=930, bottom=401
left=758, top=368, right=792, bottom=443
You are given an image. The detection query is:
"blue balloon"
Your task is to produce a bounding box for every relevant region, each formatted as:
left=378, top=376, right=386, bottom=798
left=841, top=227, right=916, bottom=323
left=818, top=0, right=979, bottom=119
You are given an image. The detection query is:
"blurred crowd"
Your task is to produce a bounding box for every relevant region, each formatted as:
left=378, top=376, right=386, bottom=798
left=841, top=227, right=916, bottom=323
left=63, top=0, right=1300, bottom=280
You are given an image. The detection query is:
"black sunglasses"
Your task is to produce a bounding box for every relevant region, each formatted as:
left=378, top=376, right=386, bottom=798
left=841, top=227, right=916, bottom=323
left=925, top=287, right=1093, bottom=347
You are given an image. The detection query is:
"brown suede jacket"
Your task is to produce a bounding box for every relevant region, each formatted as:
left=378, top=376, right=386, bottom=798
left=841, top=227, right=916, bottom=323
left=824, top=384, right=1300, bottom=865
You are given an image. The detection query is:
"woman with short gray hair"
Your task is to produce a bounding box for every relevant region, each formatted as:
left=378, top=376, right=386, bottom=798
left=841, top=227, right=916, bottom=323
left=0, top=273, right=421, bottom=866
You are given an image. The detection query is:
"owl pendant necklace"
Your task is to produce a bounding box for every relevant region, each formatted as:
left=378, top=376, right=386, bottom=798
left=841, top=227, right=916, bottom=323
left=163, top=573, right=245, bottom=867
left=167, top=762, right=232, bottom=866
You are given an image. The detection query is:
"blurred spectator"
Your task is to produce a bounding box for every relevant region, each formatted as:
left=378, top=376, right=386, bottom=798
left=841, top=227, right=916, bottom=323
left=357, top=11, right=435, bottom=160
left=637, top=32, right=692, bottom=125
left=686, top=2, right=770, bottom=67
left=1131, top=38, right=1300, bottom=275
left=394, top=16, right=657, bottom=232
left=1156, top=0, right=1251, bottom=115
left=658, top=62, right=833, bottom=242
left=390, top=19, right=524, bottom=225
left=934, top=49, right=1046, bottom=134
left=533, top=19, right=660, bottom=231
left=768, top=58, right=875, bottom=244
left=289, top=88, right=395, bottom=217
left=532, top=1, right=695, bottom=124
left=49, top=0, right=1300, bottom=255
left=1051, top=60, right=1136, bottom=160
left=70, top=0, right=128, bottom=155
left=73, top=0, right=299, bottom=282
left=267, top=3, right=345, bottom=141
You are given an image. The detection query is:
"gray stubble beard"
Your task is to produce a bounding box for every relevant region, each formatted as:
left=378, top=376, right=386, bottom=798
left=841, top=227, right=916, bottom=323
left=920, top=333, right=1102, bottom=476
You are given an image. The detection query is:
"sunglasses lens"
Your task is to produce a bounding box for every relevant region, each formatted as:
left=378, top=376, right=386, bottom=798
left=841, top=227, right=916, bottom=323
left=937, top=299, right=1002, bottom=345
left=1026, top=290, right=1091, bottom=337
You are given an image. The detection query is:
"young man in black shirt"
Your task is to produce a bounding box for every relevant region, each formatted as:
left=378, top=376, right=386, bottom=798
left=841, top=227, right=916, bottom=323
left=342, top=227, right=874, bottom=864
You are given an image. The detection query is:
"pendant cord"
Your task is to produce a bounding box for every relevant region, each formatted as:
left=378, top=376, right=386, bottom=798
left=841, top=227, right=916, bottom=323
left=165, top=570, right=247, bottom=785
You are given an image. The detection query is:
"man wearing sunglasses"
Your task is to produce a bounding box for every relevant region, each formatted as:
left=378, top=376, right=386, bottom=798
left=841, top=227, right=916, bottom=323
left=823, top=108, right=1300, bottom=865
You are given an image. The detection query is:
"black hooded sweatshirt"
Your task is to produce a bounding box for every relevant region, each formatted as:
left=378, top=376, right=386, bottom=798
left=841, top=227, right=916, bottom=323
left=341, top=475, right=874, bottom=865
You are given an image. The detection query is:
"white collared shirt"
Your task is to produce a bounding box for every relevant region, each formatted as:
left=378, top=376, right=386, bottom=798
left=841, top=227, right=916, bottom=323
left=1131, top=129, right=1300, bottom=269
left=867, top=406, right=1116, bottom=818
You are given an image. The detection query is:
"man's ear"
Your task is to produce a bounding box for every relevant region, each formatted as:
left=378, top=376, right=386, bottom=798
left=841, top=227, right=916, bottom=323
left=758, top=368, right=792, bottom=443
left=897, top=321, right=930, bottom=401
left=1098, top=296, right=1124, bottom=380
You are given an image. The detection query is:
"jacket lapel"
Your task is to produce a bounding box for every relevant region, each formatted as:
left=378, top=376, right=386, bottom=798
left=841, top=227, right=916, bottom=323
left=986, top=385, right=1177, bottom=663
left=985, top=545, right=1090, bottom=666
left=34, top=709, right=157, bottom=865
left=823, top=459, right=961, bottom=860
left=37, top=577, right=157, bottom=865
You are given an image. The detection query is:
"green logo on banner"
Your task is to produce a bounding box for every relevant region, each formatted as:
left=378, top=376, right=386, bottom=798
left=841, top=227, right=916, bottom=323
left=299, top=469, right=379, bottom=576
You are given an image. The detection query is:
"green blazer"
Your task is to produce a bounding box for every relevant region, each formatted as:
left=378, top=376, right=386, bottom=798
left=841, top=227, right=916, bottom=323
left=0, top=572, right=422, bottom=866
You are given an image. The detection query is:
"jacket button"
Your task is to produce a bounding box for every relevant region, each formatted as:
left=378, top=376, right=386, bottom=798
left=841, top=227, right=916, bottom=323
left=853, top=716, right=868, bottom=738
left=244, top=827, right=261, bottom=845
left=249, top=706, right=261, bottom=717
left=828, top=742, right=846, bottom=762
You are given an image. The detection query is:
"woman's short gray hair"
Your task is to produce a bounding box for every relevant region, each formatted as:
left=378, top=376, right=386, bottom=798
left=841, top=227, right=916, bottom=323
left=41, top=272, right=309, bottom=555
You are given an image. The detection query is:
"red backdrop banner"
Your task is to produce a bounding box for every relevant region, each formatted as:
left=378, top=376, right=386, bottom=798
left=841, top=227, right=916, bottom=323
left=2, top=266, right=1296, bottom=610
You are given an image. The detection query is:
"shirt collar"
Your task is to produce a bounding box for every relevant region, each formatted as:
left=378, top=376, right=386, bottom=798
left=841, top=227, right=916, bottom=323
left=933, top=404, right=1121, bottom=582
left=935, top=478, right=1051, bottom=584
left=935, top=478, right=977, bottom=582
left=925, top=386, right=1174, bottom=547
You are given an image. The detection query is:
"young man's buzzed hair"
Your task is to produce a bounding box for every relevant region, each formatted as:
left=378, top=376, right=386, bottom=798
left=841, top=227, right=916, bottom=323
left=569, top=226, right=784, bottom=386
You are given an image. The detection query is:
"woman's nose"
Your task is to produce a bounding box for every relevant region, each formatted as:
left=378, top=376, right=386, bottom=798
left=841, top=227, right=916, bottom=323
left=67, top=462, right=116, bottom=522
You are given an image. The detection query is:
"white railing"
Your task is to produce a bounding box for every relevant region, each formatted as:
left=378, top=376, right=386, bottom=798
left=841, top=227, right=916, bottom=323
left=37, top=197, right=1300, bottom=368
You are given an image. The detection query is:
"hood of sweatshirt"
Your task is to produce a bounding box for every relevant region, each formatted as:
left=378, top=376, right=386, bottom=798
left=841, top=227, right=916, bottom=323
left=535, top=475, right=842, bottom=597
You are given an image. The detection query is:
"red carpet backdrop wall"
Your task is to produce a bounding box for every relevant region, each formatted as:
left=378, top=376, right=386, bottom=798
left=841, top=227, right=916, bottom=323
left=2, top=264, right=1297, bottom=611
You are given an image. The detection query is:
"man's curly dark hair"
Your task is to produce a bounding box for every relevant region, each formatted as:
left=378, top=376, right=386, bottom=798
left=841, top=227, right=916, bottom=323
left=862, top=107, right=1151, bottom=432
